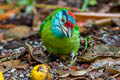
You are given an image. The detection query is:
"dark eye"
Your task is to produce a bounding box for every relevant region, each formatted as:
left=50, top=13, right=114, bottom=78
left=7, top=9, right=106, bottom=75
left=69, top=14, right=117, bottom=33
left=61, top=17, right=65, bottom=23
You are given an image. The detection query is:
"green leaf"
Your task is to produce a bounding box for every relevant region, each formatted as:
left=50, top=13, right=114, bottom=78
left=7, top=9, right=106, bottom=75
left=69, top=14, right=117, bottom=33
left=6, top=0, right=12, bottom=4
left=81, top=0, right=89, bottom=12
left=16, top=0, right=28, bottom=5
left=27, top=0, right=35, bottom=4
left=0, top=10, right=4, bottom=14
left=16, top=0, right=34, bottom=6
left=89, top=0, right=97, bottom=6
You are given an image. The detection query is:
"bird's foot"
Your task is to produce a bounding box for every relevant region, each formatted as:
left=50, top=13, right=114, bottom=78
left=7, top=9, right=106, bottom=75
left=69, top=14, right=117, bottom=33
left=68, top=51, right=77, bottom=66
left=68, top=57, right=77, bottom=66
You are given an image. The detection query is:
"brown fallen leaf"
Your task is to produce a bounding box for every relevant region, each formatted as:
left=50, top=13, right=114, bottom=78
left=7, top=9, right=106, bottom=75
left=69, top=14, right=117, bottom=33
left=70, top=77, right=89, bottom=80
left=70, top=70, right=88, bottom=76
left=111, top=73, right=120, bottom=79
left=59, top=72, right=70, bottom=78
left=86, top=18, right=113, bottom=26
left=105, top=68, right=120, bottom=75
left=90, top=58, right=120, bottom=70
left=17, top=61, right=29, bottom=70
left=0, top=4, right=14, bottom=10
left=86, top=18, right=120, bottom=27
left=86, top=69, right=105, bottom=79
left=0, top=33, right=4, bottom=41
left=74, top=12, right=120, bottom=21
left=58, top=69, right=88, bottom=78
left=78, top=44, right=120, bottom=62
left=0, top=60, right=20, bottom=73
left=95, top=78, right=103, bottom=80
left=24, top=43, right=48, bottom=63
left=112, top=18, right=120, bottom=26
left=0, top=7, right=21, bottom=21
left=3, top=26, right=33, bottom=39
left=0, top=24, right=16, bottom=29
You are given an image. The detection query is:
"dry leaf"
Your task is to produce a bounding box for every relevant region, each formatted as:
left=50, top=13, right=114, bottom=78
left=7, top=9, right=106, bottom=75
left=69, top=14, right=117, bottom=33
left=0, top=4, right=14, bottom=10
left=4, top=26, right=32, bottom=39
left=105, top=68, right=120, bottom=74
left=57, top=70, right=70, bottom=78
left=24, top=43, right=48, bottom=63
left=90, top=58, right=120, bottom=70
left=74, top=12, right=120, bottom=21
left=0, top=7, right=21, bottom=21
left=0, top=24, right=16, bottom=29
left=17, top=61, right=29, bottom=70
left=0, top=33, right=4, bottom=41
left=0, top=60, right=20, bottom=73
left=70, top=70, right=87, bottom=76
left=70, top=77, right=89, bottom=80
left=78, top=44, right=120, bottom=62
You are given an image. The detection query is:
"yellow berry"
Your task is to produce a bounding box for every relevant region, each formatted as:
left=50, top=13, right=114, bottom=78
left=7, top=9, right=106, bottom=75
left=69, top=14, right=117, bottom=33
left=0, top=72, right=4, bottom=80
left=30, top=64, right=51, bottom=80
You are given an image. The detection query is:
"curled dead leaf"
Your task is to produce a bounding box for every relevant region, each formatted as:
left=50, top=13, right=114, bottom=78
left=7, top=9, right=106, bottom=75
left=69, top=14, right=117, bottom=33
left=70, top=70, right=87, bottom=76
left=56, top=70, right=70, bottom=78
left=0, top=60, right=20, bottom=73
left=70, top=77, right=89, bottom=80
left=105, top=68, right=120, bottom=75
left=24, top=43, right=48, bottom=63
left=59, top=72, right=70, bottom=78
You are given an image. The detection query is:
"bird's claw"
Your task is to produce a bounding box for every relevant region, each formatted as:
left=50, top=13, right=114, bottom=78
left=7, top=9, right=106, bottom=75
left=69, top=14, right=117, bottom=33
left=68, top=52, right=77, bottom=66
left=68, top=57, right=77, bottom=66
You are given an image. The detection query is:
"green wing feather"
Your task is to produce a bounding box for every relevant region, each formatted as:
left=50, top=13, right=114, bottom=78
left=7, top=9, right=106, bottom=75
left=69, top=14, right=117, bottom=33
left=73, top=24, right=80, bottom=37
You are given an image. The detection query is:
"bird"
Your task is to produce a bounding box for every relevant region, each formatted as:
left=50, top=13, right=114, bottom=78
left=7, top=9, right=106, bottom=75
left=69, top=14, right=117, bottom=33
left=39, top=8, right=80, bottom=65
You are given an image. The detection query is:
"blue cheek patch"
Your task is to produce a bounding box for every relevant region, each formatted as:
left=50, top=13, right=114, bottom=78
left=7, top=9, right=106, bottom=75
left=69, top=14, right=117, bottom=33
left=51, top=13, right=66, bottom=38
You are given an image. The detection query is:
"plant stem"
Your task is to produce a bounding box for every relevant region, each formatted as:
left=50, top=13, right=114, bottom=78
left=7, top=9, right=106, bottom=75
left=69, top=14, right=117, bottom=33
left=82, top=0, right=89, bottom=12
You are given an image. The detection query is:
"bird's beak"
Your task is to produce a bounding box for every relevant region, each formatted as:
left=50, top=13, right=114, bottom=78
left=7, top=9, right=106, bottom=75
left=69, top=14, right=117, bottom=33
left=61, top=26, right=71, bottom=38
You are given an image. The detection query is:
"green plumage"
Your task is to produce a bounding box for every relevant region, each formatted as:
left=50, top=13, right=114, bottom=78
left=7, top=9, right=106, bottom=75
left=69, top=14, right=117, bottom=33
left=39, top=8, right=80, bottom=62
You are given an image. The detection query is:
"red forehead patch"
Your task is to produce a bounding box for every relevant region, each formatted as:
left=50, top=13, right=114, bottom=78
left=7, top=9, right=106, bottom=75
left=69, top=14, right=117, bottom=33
left=68, top=11, right=74, bottom=17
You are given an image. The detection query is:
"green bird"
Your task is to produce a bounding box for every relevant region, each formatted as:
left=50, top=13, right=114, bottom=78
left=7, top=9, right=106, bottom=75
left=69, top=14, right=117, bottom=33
left=39, top=8, right=80, bottom=65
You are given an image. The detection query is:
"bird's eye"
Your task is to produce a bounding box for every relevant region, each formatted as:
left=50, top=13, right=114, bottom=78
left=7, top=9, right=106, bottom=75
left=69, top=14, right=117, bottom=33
left=61, top=17, right=65, bottom=23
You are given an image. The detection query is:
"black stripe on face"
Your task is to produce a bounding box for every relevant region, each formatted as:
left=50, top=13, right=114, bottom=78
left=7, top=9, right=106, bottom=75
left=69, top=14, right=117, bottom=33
left=62, top=10, right=68, bottom=20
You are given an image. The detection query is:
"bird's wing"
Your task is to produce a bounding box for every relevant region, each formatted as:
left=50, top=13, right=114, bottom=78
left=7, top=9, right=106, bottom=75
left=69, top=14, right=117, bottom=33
left=39, top=14, right=53, bottom=34
left=39, top=20, right=46, bottom=33
left=73, top=24, right=80, bottom=36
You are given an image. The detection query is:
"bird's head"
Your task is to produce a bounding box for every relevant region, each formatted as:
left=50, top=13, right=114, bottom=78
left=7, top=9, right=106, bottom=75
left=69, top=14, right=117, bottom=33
left=51, top=8, right=76, bottom=38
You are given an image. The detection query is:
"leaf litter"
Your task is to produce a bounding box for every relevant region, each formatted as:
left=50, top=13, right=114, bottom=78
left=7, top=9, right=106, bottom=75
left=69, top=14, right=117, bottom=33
left=0, top=0, right=120, bottom=80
